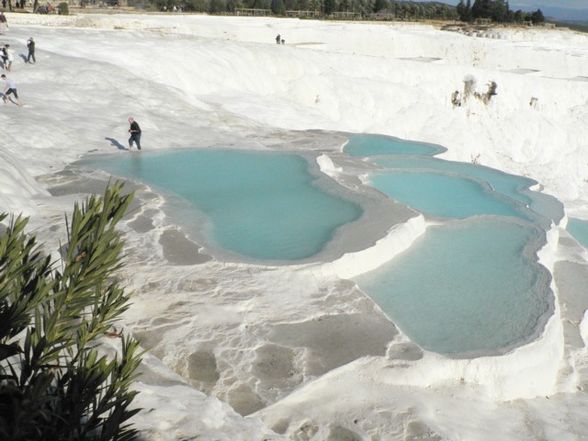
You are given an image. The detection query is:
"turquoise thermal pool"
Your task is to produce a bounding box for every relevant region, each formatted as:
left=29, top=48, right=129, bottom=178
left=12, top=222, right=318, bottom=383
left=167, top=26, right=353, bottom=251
left=346, top=135, right=562, bottom=223
left=345, top=134, right=444, bottom=157
left=567, top=218, right=588, bottom=248
left=344, top=134, right=557, bottom=356
left=84, top=149, right=362, bottom=261
left=83, top=134, right=558, bottom=357
left=369, top=171, right=530, bottom=220
left=354, top=220, right=551, bottom=355
left=373, top=156, right=534, bottom=207
left=373, top=156, right=562, bottom=223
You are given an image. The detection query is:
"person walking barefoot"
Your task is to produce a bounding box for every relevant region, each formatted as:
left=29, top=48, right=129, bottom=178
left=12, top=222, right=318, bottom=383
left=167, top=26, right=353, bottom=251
left=128, top=116, right=142, bottom=151
left=1, top=74, right=21, bottom=106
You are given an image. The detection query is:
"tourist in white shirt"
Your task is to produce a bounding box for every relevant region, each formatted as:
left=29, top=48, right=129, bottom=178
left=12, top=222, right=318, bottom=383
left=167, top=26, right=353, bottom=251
left=1, top=74, right=21, bottom=106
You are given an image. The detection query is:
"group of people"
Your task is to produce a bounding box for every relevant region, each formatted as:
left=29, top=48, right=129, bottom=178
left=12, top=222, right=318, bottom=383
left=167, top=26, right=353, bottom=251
left=1, top=42, right=16, bottom=105
left=4, top=0, right=28, bottom=9
left=1, top=37, right=36, bottom=106
left=0, top=19, right=141, bottom=149
left=275, top=34, right=285, bottom=45
left=161, top=4, right=183, bottom=12
left=0, top=38, right=31, bottom=68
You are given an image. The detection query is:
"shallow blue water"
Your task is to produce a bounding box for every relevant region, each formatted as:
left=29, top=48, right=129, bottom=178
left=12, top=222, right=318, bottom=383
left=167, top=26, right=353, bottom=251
left=345, top=133, right=559, bottom=355
left=373, top=156, right=563, bottom=224
left=374, top=156, right=535, bottom=207
left=355, top=220, right=551, bottom=355
left=345, top=134, right=444, bottom=157
left=84, top=149, right=362, bottom=260
left=567, top=218, right=588, bottom=248
left=370, top=171, right=531, bottom=220
left=83, top=134, right=558, bottom=356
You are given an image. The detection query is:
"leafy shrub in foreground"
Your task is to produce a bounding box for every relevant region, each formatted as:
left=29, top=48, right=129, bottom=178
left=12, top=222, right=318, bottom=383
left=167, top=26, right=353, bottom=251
left=0, top=183, right=142, bottom=441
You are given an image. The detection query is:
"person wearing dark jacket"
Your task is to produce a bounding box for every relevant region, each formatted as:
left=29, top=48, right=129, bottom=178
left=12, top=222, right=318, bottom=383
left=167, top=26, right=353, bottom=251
left=128, top=117, right=142, bottom=151
left=26, top=38, right=35, bottom=64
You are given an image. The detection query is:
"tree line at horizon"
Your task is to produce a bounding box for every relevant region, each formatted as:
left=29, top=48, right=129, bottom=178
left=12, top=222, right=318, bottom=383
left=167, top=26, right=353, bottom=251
left=154, top=0, right=458, bottom=17
left=151, top=0, right=545, bottom=23
left=0, top=0, right=549, bottom=23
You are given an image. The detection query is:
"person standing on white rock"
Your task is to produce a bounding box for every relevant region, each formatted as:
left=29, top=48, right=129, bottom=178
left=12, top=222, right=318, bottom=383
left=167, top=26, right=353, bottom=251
left=128, top=117, right=142, bottom=151
left=2, top=44, right=14, bottom=71
left=1, top=74, right=21, bottom=106
left=26, top=38, right=36, bottom=64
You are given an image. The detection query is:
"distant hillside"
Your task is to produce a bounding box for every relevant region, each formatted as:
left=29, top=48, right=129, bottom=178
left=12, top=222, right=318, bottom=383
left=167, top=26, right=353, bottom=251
left=520, top=5, right=588, bottom=21
left=552, top=20, right=588, bottom=33
left=413, top=0, right=588, bottom=21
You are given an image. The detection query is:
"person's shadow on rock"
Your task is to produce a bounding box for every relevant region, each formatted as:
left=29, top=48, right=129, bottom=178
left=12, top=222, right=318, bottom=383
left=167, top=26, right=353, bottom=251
left=105, top=137, right=127, bottom=150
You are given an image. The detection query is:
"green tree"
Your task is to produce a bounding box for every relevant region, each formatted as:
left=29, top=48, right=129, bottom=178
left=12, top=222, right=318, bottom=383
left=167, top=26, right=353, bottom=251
left=465, top=0, right=472, bottom=21
left=226, top=0, right=240, bottom=11
left=373, top=0, right=388, bottom=13
left=470, top=0, right=511, bottom=22
left=323, top=0, right=336, bottom=14
left=209, top=0, right=226, bottom=12
left=183, top=0, right=208, bottom=11
left=406, top=2, right=416, bottom=19
left=531, top=8, right=544, bottom=23
left=0, top=183, right=142, bottom=441
left=252, top=0, right=271, bottom=8
left=283, top=0, right=296, bottom=10
left=295, top=0, right=310, bottom=9
left=505, top=0, right=513, bottom=20
left=271, top=0, right=285, bottom=14
left=57, top=1, right=69, bottom=14
left=471, top=0, right=489, bottom=19
left=491, top=0, right=509, bottom=22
